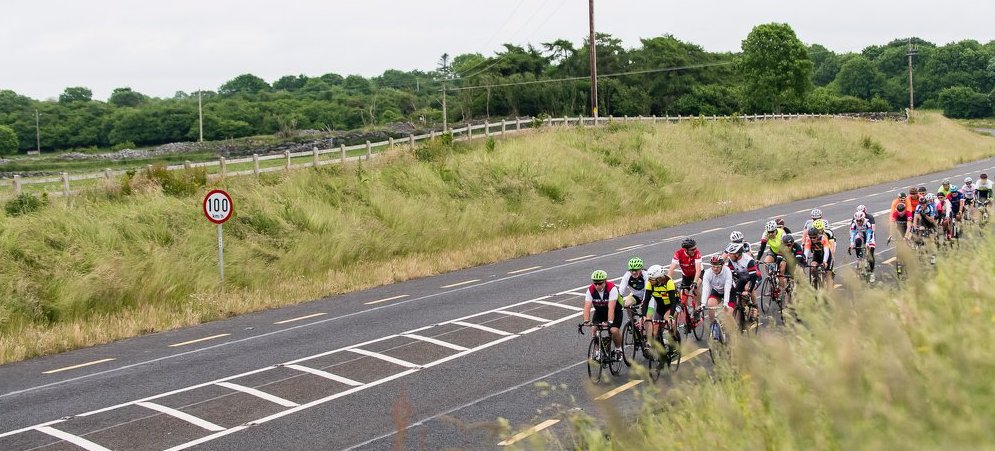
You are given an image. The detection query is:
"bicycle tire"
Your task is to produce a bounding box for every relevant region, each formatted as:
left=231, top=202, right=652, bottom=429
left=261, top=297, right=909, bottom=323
left=607, top=336, right=622, bottom=376
left=621, top=322, right=635, bottom=367
left=692, top=306, right=705, bottom=341
left=758, top=277, right=773, bottom=314
left=587, top=337, right=602, bottom=383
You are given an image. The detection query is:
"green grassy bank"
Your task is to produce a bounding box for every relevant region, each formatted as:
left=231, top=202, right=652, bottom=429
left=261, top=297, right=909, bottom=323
left=0, top=113, right=993, bottom=363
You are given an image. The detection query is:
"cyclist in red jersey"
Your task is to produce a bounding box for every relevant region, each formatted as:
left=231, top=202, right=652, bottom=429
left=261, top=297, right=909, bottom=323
left=668, top=238, right=702, bottom=295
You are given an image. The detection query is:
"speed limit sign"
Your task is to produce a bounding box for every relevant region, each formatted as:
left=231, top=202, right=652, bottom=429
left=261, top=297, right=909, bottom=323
left=203, top=190, right=233, bottom=224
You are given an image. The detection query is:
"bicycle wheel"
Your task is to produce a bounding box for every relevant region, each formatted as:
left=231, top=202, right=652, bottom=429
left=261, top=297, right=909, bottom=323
left=691, top=305, right=705, bottom=341
left=758, top=277, right=773, bottom=314
left=607, top=337, right=622, bottom=376
left=621, top=322, right=635, bottom=367
left=587, top=337, right=602, bottom=383
left=667, top=342, right=681, bottom=373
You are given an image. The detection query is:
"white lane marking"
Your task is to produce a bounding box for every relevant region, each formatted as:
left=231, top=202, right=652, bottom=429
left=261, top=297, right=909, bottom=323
left=822, top=202, right=838, bottom=207
left=450, top=321, right=515, bottom=336
left=496, top=310, right=550, bottom=322
left=615, top=244, right=641, bottom=251
left=215, top=382, right=299, bottom=407
left=557, top=291, right=586, bottom=296
left=401, top=333, right=469, bottom=351
left=35, top=426, right=111, bottom=451
left=42, top=358, right=115, bottom=374
left=680, top=347, right=711, bottom=363
left=518, top=312, right=583, bottom=335
left=564, top=254, right=596, bottom=262
left=136, top=401, right=226, bottom=431
left=507, top=265, right=542, bottom=274
left=699, top=227, right=722, bottom=234
left=284, top=364, right=363, bottom=386
left=833, top=284, right=843, bottom=289
left=168, top=334, right=230, bottom=348
left=421, top=335, right=519, bottom=369
left=843, top=197, right=857, bottom=202
left=274, top=313, right=326, bottom=325
left=795, top=208, right=809, bottom=213
left=441, top=279, right=480, bottom=288
left=498, top=419, right=560, bottom=446
left=347, top=348, right=420, bottom=368
left=533, top=300, right=583, bottom=311
left=595, top=380, right=643, bottom=401
left=365, top=294, right=409, bottom=305
left=661, top=236, right=683, bottom=242
left=735, top=220, right=757, bottom=226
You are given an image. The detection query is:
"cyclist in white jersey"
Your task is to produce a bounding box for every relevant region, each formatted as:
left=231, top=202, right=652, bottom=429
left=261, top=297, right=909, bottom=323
left=701, top=255, right=733, bottom=323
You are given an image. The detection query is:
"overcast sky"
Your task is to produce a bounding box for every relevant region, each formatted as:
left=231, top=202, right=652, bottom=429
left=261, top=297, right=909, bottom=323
left=3, top=0, right=993, bottom=101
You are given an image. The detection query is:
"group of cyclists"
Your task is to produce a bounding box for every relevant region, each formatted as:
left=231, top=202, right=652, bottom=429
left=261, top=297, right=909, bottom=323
left=581, top=171, right=995, bottom=361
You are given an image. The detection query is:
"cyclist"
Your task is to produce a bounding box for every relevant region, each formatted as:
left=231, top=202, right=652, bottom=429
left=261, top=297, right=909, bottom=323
left=775, top=217, right=793, bottom=234
left=755, top=220, right=788, bottom=292
left=667, top=238, right=702, bottom=296
left=725, top=242, right=761, bottom=323
left=780, top=234, right=807, bottom=275
left=891, top=192, right=910, bottom=217
left=935, top=189, right=954, bottom=240
left=947, top=184, right=965, bottom=238
left=803, top=221, right=834, bottom=287
left=854, top=205, right=876, bottom=232
left=978, top=173, right=993, bottom=204
left=619, top=257, right=647, bottom=319
left=803, top=208, right=824, bottom=234
left=644, top=264, right=681, bottom=346
left=937, top=179, right=953, bottom=197
left=891, top=202, right=911, bottom=241
left=911, top=192, right=939, bottom=242
left=849, top=211, right=876, bottom=281
left=961, top=177, right=978, bottom=221
left=700, top=255, right=733, bottom=337
left=583, top=270, right=624, bottom=360
left=729, top=231, right=754, bottom=258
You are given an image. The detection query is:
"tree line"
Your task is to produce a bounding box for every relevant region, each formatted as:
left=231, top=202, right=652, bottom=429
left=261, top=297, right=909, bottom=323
left=1, top=23, right=994, bottom=154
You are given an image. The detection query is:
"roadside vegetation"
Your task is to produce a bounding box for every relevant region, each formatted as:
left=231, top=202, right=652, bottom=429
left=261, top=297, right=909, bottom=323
left=0, top=112, right=993, bottom=363
left=556, top=224, right=995, bottom=450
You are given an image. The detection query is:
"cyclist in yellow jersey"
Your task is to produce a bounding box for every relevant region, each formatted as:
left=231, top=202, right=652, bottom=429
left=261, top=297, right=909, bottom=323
left=755, top=220, right=787, bottom=292
left=644, top=264, right=680, bottom=345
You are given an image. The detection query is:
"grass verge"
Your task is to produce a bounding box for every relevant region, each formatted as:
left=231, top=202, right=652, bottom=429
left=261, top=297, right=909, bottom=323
left=0, top=112, right=993, bottom=364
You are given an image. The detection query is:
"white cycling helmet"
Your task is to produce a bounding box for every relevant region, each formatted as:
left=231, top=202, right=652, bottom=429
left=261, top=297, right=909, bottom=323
left=810, top=208, right=823, bottom=219
left=730, top=231, right=744, bottom=242
left=646, top=264, right=665, bottom=279
left=725, top=242, right=744, bottom=254
left=965, top=177, right=974, bottom=184
left=853, top=211, right=866, bottom=222
left=856, top=204, right=867, bottom=213
left=925, top=193, right=937, bottom=202
left=764, top=220, right=777, bottom=232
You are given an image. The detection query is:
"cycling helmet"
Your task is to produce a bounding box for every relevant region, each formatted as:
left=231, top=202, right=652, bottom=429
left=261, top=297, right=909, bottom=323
left=899, top=192, right=907, bottom=199
left=591, top=270, right=608, bottom=282
left=781, top=234, right=795, bottom=245
left=896, top=203, right=906, bottom=212
left=813, top=219, right=826, bottom=231
left=854, top=211, right=866, bottom=222
left=918, top=185, right=927, bottom=193
left=807, top=227, right=819, bottom=238
left=908, top=186, right=917, bottom=194
left=981, top=173, right=989, bottom=179
left=765, top=220, right=777, bottom=233
left=709, top=255, right=723, bottom=266
left=965, top=177, right=974, bottom=184
left=775, top=217, right=786, bottom=227
left=729, top=231, right=744, bottom=242
left=950, top=185, right=959, bottom=191
left=925, top=193, right=936, bottom=202
left=627, top=257, right=644, bottom=271
left=942, top=179, right=950, bottom=185
left=725, top=242, right=744, bottom=254
left=646, top=265, right=665, bottom=279
left=810, top=208, right=823, bottom=219
left=856, top=204, right=867, bottom=213
left=681, top=238, right=697, bottom=249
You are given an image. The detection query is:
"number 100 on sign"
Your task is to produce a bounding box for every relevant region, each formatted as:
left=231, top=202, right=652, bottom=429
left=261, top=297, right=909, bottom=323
left=203, top=190, right=233, bottom=224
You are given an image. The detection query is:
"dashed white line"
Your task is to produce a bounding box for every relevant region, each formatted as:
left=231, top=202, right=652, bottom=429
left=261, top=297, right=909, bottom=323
left=498, top=419, right=560, bottom=446
left=441, top=279, right=480, bottom=288
left=842, top=197, right=857, bottom=202
left=42, top=358, right=115, bottom=375
left=136, top=401, right=226, bottom=431
left=169, top=334, right=230, bottom=348
left=699, top=227, right=723, bottom=234
left=347, top=348, right=420, bottom=368
left=274, top=313, right=326, bottom=324
left=735, top=220, right=757, bottom=226
left=401, top=333, right=469, bottom=351
left=35, top=426, right=111, bottom=451
left=216, top=382, right=299, bottom=407
left=284, top=364, right=363, bottom=387
left=507, top=266, right=542, bottom=274
left=365, top=294, right=409, bottom=305
left=564, top=254, right=596, bottom=262
left=615, top=244, right=641, bottom=251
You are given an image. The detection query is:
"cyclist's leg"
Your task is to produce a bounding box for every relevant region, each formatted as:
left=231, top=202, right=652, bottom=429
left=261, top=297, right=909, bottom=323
left=610, top=306, right=624, bottom=348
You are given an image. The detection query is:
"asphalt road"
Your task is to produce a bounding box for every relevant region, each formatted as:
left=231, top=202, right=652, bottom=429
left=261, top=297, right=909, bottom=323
left=2, top=156, right=994, bottom=451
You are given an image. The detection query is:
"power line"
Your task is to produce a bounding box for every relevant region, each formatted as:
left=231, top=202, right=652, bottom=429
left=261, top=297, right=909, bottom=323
left=444, top=61, right=735, bottom=92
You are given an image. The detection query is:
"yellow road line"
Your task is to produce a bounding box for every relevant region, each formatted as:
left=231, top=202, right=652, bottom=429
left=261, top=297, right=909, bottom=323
left=564, top=254, right=595, bottom=262
left=498, top=419, right=560, bottom=446
left=680, top=347, right=710, bottom=363
left=168, top=334, right=230, bottom=348
left=595, top=379, right=643, bottom=400
left=365, top=294, right=409, bottom=305
left=441, top=279, right=480, bottom=288
left=274, top=313, right=326, bottom=324
left=883, top=257, right=897, bottom=264
left=833, top=283, right=843, bottom=289
left=43, top=358, right=115, bottom=374
left=507, top=266, right=542, bottom=274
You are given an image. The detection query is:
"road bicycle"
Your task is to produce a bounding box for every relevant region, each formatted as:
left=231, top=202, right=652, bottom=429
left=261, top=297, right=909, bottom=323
left=578, top=322, right=622, bottom=383
left=675, top=283, right=705, bottom=341
left=733, top=292, right=760, bottom=335
left=808, top=262, right=829, bottom=290
left=620, top=305, right=648, bottom=367
left=643, top=316, right=681, bottom=381
left=850, top=237, right=875, bottom=283
left=980, top=199, right=991, bottom=226
left=758, top=261, right=789, bottom=316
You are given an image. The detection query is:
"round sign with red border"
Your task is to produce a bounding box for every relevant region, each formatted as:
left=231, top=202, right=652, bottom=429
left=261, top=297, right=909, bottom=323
left=203, top=189, right=233, bottom=224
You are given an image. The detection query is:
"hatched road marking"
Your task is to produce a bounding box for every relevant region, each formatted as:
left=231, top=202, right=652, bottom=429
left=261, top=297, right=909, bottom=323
left=401, top=333, right=469, bottom=351
left=451, top=321, right=516, bottom=336
left=35, top=426, right=112, bottom=451
left=498, top=419, right=560, bottom=446
left=347, top=348, right=420, bottom=368
left=136, top=401, right=226, bottom=432
left=216, top=382, right=299, bottom=407
left=169, top=334, right=231, bottom=348
left=284, top=364, right=363, bottom=386
left=42, top=358, right=116, bottom=375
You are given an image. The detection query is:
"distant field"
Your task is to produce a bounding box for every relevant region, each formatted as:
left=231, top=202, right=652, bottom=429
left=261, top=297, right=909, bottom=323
left=1, top=112, right=993, bottom=363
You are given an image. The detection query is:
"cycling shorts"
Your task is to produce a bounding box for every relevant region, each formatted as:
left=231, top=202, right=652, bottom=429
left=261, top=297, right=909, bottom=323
left=649, top=298, right=677, bottom=321
left=704, top=286, right=732, bottom=308
left=592, top=305, right=624, bottom=329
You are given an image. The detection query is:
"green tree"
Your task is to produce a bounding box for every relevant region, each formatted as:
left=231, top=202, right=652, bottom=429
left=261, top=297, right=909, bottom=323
left=0, top=124, right=18, bottom=154
left=218, top=74, right=270, bottom=95
left=937, top=86, right=990, bottom=118
left=109, top=87, right=147, bottom=107
left=58, top=86, right=92, bottom=104
left=738, top=23, right=813, bottom=113
left=272, top=75, right=308, bottom=91
left=836, top=56, right=885, bottom=99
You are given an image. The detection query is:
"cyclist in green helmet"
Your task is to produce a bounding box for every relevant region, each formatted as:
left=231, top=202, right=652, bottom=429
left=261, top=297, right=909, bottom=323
left=583, top=269, right=623, bottom=361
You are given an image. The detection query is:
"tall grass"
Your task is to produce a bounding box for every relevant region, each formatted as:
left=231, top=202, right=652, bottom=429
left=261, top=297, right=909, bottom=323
left=0, top=113, right=993, bottom=363
left=561, top=233, right=995, bottom=451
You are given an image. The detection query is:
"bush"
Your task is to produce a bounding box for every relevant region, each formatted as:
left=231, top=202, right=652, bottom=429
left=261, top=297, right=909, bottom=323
left=485, top=137, right=496, bottom=153
left=938, top=87, right=990, bottom=119
left=5, top=193, right=48, bottom=216
left=0, top=125, right=17, bottom=155
left=142, top=164, right=207, bottom=196
left=111, top=141, right=136, bottom=151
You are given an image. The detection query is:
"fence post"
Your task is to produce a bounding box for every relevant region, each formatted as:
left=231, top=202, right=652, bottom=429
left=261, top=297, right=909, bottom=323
left=467, top=124, right=473, bottom=140
left=431, top=130, right=437, bottom=140
left=340, top=144, right=346, bottom=163
left=313, top=147, right=320, bottom=167
left=219, top=157, right=226, bottom=177
left=365, top=141, right=372, bottom=160
left=13, top=174, right=21, bottom=196
left=652, top=115, right=657, bottom=123
left=409, top=134, right=415, bottom=151
left=516, top=118, right=522, bottom=130
left=389, top=137, right=394, bottom=149
left=104, top=168, right=112, bottom=180
left=677, top=114, right=682, bottom=122
left=285, top=150, right=291, bottom=169
left=252, top=154, right=260, bottom=177
left=62, top=172, right=70, bottom=196
left=501, top=120, right=506, bottom=135
left=184, top=160, right=192, bottom=170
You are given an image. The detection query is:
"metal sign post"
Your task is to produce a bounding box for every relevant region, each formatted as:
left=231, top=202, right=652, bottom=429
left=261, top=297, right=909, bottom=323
left=203, top=190, right=234, bottom=283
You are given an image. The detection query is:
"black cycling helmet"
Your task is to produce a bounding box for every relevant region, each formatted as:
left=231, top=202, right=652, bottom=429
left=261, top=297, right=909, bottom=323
left=781, top=234, right=795, bottom=245
left=918, top=185, right=927, bottom=193
left=681, top=238, right=696, bottom=249
left=896, top=203, right=906, bottom=212
left=899, top=192, right=907, bottom=199
left=807, top=227, right=819, bottom=238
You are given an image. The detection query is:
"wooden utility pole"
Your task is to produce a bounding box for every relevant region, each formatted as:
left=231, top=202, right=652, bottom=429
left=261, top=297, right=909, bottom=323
left=442, top=83, right=448, bottom=131
left=588, top=0, right=599, bottom=119
left=35, top=109, right=40, bottom=152
left=198, top=90, right=204, bottom=142
left=907, top=39, right=918, bottom=113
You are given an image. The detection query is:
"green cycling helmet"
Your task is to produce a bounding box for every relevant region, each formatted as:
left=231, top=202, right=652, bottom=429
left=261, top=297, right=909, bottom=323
left=591, top=270, right=608, bottom=282
left=627, top=257, right=644, bottom=271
